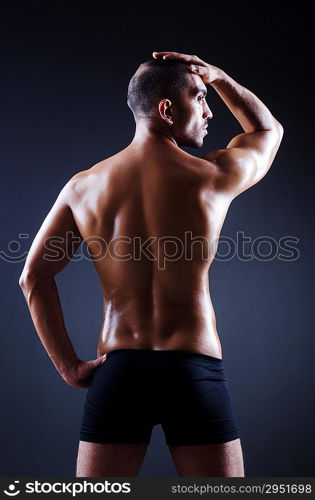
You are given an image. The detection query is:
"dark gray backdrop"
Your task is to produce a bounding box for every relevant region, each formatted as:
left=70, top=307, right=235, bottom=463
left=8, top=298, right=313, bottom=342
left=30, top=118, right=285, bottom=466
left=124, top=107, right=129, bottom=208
left=1, top=1, right=314, bottom=476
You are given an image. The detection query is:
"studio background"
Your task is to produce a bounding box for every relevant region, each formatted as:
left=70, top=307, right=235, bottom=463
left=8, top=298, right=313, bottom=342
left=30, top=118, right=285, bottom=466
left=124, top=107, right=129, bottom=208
left=1, top=1, right=314, bottom=476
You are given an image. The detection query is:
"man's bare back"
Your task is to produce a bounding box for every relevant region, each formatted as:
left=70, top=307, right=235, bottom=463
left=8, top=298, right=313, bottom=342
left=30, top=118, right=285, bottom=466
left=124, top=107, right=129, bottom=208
left=69, top=139, right=229, bottom=359
left=19, top=50, right=283, bottom=387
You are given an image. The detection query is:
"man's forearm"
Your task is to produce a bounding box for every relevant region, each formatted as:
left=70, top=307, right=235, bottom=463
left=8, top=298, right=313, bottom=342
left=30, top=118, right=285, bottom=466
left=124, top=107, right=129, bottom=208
left=211, top=68, right=281, bottom=133
left=19, top=275, right=79, bottom=377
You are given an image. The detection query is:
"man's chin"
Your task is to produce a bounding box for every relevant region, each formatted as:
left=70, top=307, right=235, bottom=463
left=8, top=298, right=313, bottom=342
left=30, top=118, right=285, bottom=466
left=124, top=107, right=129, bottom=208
left=178, top=137, right=203, bottom=148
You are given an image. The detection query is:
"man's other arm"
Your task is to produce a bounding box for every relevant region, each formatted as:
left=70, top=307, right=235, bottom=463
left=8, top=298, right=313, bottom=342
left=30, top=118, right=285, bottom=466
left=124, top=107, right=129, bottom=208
left=18, top=178, right=83, bottom=380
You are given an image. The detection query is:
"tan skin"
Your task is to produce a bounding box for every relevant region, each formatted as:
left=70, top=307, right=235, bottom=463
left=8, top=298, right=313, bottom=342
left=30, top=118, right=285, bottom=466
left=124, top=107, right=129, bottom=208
left=19, top=51, right=283, bottom=477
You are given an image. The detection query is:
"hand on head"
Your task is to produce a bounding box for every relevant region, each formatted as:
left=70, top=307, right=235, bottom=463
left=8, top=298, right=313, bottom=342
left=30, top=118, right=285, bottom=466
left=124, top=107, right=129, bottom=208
left=152, top=51, right=220, bottom=85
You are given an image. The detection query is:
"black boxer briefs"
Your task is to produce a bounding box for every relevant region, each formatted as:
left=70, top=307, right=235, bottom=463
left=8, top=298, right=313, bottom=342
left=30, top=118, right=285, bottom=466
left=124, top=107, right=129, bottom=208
left=79, top=348, right=240, bottom=446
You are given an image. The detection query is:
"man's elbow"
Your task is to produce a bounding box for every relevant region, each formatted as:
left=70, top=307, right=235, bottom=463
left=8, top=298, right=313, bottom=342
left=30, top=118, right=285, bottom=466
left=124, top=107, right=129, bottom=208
left=272, top=119, right=284, bottom=138
left=277, top=124, right=284, bottom=139
left=18, top=269, right=49, bottom=290
left=19, top=270, right=34, bottom=290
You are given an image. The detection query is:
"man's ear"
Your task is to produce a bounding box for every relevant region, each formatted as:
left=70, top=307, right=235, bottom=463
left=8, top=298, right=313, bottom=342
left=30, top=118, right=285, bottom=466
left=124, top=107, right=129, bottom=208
left=158, top=98, right=174, bottom=125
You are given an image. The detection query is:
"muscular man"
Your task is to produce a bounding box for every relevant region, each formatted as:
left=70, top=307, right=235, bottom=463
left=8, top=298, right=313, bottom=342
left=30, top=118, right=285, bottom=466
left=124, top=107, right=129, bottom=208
left=19, top=51, right=283, bottom=477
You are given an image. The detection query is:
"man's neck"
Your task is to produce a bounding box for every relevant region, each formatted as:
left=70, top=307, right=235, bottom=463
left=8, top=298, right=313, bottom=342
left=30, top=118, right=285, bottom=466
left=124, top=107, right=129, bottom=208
left=130, top=119, right=178, bottom=148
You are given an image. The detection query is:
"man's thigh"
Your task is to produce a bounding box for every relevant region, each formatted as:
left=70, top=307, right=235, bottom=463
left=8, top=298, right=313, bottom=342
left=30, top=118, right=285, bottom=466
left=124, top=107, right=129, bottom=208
left=169, top=438, right=245, bottom=477
left=76, top=440, right=149, bottom=477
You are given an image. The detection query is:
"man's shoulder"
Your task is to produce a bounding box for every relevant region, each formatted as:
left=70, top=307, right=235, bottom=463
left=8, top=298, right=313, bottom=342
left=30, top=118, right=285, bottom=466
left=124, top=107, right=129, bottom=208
left=178, top=149, right=220, bottom=183
left=60, top=164, right=99, bottom=206
left=63, top=157, right=114, bottom=199
left=62, top=169, right=89, bottom=200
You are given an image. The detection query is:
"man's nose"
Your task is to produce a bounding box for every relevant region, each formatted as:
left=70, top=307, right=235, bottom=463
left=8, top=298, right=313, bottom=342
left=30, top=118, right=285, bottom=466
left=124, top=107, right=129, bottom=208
left=203, top=104, right=213, bottom=120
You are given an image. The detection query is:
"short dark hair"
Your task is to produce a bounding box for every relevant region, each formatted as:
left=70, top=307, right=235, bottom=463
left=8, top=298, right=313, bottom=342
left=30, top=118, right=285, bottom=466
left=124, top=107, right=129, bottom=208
left=127, top=59, right=190, bottom=119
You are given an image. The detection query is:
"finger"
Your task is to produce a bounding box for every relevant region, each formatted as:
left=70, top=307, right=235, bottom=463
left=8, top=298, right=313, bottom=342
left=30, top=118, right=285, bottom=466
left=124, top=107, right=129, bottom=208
left=152, top=51, right=192, bottom=62
left=163, top=52, right=192, bottom=62
left=189, top=64, right=207, bottom=76
left=88, top=354, right=107, bottom=370
left=152, top=51, right=170, bottom=59
left=153, top=51, right=166, bottom=58
left=152, top=53, right=178, bottom=60
left=96, top=354, right=107, bottom=365
left=152, top=51, right=180, bottom=57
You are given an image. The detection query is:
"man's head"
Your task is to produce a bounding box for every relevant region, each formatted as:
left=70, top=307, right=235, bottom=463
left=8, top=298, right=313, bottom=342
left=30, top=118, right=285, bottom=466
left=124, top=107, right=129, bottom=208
left=127, top=59, right=212, bottom=147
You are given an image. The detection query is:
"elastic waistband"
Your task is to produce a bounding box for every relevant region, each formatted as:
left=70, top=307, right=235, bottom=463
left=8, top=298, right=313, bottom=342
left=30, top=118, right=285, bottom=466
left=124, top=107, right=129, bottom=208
left=106, top=348, right=223, bottom=363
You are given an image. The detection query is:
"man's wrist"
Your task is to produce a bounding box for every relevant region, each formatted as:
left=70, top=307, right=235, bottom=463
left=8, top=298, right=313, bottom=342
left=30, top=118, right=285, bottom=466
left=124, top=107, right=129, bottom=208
left=208, top=66, right=226, bottom=85
left=50, top=352, right=81, bottom=378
